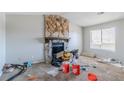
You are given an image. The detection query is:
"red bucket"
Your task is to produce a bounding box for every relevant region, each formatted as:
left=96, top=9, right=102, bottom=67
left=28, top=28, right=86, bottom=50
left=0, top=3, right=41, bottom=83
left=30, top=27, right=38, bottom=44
left=88, top=73, right=97, bottom=81
left=62, top=63, right=69, bottom=73
left=72, top=64, right=80, bottom=75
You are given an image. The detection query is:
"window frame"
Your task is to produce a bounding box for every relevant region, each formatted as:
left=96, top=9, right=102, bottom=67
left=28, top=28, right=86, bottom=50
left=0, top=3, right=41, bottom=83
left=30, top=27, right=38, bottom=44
left=90, top=27, right=116, bottom=52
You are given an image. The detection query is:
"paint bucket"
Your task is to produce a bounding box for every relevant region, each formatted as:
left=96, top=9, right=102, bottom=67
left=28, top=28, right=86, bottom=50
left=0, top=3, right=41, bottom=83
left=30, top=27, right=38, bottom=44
left=88, top=73, right=97, bottom=81
left=62, top=63, right=69, bottom=73
left=72, top=64, right=80, bottom=75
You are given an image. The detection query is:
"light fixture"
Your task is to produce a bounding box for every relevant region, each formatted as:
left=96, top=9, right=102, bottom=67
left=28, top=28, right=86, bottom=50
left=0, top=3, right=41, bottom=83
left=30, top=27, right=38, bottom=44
left=97, top=12, right=104, bottom=15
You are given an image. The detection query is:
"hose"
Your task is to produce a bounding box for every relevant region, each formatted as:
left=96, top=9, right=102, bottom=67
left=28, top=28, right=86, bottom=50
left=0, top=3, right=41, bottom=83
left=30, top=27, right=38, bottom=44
left=6, top=64, right=27, bottom=81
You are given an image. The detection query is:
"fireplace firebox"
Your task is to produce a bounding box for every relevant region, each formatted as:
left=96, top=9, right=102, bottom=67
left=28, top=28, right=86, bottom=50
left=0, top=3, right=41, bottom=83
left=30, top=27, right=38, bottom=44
left=51, top=42, right=64, bottom=67
left=52, top=42, right=64, bottom=56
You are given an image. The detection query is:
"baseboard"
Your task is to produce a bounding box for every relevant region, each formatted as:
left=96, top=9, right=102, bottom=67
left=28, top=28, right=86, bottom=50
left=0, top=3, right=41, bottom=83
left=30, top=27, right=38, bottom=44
left=32, top=59, right=45, bottom=64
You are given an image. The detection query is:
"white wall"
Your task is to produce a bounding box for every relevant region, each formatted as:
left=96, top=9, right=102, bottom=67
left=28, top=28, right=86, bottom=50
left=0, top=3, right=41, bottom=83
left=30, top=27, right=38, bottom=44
left=0, top=13, right=5, bottom=76
left=84, top=19, right=124, bottom=62
left=6, top=15, right=83, bottom=64
left=6, top=15, right=44, bottom=64
left=68, top=23, right=83, bottom=54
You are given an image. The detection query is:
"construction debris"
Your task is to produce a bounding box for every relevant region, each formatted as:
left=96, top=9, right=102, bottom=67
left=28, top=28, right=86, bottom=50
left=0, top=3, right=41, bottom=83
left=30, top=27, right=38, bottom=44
left=47, top=68, right=59, bottom=77
left=88, top=73, right=97, bottom=81
left=3, top=64, right=14, bottom=73
left=27, top=74, right=38, bottom=80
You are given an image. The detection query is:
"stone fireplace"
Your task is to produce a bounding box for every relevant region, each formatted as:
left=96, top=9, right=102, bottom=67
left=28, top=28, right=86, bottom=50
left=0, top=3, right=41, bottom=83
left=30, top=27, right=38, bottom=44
left=44, top=39, right=69, bottom=64
left=44, top=15, right=70, bottom=64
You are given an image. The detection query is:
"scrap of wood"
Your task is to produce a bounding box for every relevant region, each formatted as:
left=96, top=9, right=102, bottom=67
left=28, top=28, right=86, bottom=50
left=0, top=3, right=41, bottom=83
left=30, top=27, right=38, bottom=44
left=27, top=75, right=38, bottom=80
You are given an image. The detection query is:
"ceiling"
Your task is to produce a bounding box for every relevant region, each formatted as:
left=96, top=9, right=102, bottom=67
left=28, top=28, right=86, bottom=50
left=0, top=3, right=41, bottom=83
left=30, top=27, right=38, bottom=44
left=62, top=12, right=124, bottom=27
left=6, top=12, right=124, bottom=27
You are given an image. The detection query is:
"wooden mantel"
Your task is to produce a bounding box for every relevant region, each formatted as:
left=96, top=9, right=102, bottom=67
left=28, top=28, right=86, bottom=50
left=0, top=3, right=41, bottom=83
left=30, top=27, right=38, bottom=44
left=45, top=37, right=70, bottom=43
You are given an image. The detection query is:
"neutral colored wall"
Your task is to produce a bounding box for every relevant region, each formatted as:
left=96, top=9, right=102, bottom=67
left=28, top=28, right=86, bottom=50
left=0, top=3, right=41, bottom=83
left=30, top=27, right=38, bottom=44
left=84, top=19, right=124, bottom=62
left=6, top=15, right=44, bottom=64
left=68, top=23, right=83, bottom=54
left=0, top=13, right=5, bottom=76
left=6, top=15, right=83, bottom=64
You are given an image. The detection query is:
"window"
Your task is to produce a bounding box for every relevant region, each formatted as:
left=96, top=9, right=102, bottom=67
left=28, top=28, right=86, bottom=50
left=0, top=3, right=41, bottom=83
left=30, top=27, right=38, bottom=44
left=90, top=27, right=115, bottom=51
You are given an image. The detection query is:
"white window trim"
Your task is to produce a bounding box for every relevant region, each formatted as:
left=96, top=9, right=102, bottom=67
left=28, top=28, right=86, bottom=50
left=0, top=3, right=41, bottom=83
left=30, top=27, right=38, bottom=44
left=90, top=27, right=116, bottom=52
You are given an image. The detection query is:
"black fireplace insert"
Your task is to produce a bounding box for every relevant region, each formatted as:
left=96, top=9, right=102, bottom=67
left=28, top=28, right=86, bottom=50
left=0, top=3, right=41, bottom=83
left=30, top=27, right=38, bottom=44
left=52, top=42, right=64, bottom=56
left=51, top=42, right=64, bottom=67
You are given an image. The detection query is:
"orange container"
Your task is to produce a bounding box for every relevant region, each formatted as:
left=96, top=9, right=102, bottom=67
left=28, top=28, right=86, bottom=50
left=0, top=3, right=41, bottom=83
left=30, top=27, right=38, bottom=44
left=62, top=63, right=69, bottom=73
left=72, top=64, right=80, bottom=75
left=88, top=73, right=97, bottom=81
